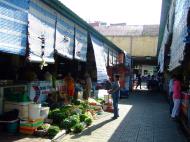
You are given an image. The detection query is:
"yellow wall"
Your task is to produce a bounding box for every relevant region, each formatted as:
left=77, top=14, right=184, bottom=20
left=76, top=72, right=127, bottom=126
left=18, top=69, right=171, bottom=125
left=107, top=36, right=158, bottom=57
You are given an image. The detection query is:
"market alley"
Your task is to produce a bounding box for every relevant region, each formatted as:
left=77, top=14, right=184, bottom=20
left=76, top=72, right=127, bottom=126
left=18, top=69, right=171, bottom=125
left=61, top=91, right=187, bottom=142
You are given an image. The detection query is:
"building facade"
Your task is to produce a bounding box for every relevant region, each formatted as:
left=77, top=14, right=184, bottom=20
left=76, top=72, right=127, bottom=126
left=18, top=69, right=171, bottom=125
left=91, top=24, right=159, bottom=77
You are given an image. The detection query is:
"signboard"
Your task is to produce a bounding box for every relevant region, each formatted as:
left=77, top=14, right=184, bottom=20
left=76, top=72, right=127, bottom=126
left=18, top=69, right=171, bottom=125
left=28, top=0, right=56, bottom=63
left=74, top=25, right=88, bottom=61
left=0, top=0, right=28, bottom=55
left=91, top=35, right=108, bottom=82
left=55, top=14, right=74, bottom=59
left=28, top=81, right=52, bottom=103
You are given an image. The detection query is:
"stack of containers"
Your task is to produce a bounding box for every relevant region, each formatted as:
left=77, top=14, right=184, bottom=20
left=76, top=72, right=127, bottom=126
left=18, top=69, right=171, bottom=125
left=3, top=85, right=31, bottom=133
left=19, top=103, right=44, bottom=134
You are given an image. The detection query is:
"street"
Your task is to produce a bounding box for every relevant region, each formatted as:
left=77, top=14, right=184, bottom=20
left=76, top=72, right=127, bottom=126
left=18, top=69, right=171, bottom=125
left=61, top=91, right=187, bottom=142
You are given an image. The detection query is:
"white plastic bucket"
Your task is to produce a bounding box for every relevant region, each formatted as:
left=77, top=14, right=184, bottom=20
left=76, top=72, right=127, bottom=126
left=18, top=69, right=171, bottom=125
left=40, top=107, right=50, bottom=119
left=29, top=103, right=41, bottom=121
left=78, top=91, right=83, bottom=100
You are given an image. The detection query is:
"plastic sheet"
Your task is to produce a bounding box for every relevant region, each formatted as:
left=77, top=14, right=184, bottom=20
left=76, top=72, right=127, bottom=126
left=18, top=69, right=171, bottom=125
left=28, top=0, right=56, bottom=63
left=74, top=25, right=88, bottom=61
left=169, top=0, right=189, bottom=70
left=55, top=13, right=74, bottom=59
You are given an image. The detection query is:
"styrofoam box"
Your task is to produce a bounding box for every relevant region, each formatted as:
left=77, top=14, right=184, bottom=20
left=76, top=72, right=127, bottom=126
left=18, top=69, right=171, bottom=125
left=4, top=101, right=31, bottom=120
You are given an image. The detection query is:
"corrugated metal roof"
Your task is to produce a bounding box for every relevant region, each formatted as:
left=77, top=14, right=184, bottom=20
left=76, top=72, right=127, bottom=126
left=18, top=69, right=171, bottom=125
left=93, top=25, right=159, bottom=36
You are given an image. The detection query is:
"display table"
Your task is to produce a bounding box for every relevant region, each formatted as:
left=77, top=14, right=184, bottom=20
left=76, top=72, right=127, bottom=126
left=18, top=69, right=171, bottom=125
left=181, top=92, right=190, bottom=117
left=180, top=92, right=190, bottom=134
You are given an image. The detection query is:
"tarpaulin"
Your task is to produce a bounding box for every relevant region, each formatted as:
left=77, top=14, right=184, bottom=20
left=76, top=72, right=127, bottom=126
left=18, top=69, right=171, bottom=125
left=0, top=0, right=28, bottom=55
left=158, top=25, right=169, bottom=72
left=112, top=50, right=117, bottom=65
left=169, top=0, right=189, bottom=70
left=109, top=48, right=113, bottom=66
left=55, top=13, right=74, bottom=59
left=103, top=43, right=109, bottom=67
left=90, top=35, right=108, bottom=83
left=28, top=0, right=56, bottom=63
left=74, top=25, right=88, bottom=61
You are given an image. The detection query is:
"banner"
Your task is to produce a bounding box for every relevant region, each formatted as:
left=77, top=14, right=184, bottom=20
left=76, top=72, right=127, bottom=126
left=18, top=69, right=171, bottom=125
left=91, top=35, right=108, bottom=82
left=74, top=25, right=88, bottom=61
left=55, top=14, right=74, bottom=59
left=28, top=0, right=56, bottom=63
left=28, top=81, right=52, bottom=103
left=0, top=0, right=28, bottom=55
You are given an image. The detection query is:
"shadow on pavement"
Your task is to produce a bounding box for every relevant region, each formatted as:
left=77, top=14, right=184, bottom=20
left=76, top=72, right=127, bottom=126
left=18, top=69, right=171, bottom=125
left=107, top=91, right=187, bottom=142
left=71, top=118, right=113, bottom=139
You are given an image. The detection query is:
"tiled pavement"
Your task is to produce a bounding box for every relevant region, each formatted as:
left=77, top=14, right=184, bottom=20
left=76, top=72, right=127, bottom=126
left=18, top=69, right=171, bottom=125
left=0, top=91, right=187, bottom=142
left=61, top=91, right=187, bottom=142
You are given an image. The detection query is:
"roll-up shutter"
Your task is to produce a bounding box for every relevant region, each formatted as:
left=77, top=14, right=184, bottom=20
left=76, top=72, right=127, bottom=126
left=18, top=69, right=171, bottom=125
left=0, top=0, right=28, bottom=55
left=90, top=35, right=108, bottom=83
left=169, top=0, right=189, bottom=70
left=28, top=0, right=56, bottom=63
left=55, top=13, right=74, bottom=59
left=74, top=25, right=88, bottom=61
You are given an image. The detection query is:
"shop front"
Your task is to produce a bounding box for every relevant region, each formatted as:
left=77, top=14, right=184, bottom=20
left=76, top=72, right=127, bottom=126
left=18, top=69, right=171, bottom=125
left=0, top=0, right=124, bottom=139
left=158, top=0, right=190, bottom=135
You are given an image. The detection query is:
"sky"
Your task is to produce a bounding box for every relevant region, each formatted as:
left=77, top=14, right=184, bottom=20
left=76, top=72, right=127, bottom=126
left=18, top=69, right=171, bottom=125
left=60, top=0, right=162, bottom=25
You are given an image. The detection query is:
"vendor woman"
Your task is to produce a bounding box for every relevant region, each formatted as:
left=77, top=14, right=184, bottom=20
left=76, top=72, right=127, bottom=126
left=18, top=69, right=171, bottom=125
left=64, top=73, right=75, bottom=103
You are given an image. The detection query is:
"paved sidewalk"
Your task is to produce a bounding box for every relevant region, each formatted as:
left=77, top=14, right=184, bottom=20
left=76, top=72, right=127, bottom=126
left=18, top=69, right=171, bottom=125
left=61, top=91, right=187, bottom=142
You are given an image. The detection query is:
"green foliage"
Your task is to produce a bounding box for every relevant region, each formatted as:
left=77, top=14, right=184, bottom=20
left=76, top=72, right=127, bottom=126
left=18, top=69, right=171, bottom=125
left=70, top=115, right=80, bottom=127
left=79, top=101, right=90, bottom=113
left=84, top=118, right=93, bottom=126
left=38, top=124, right=50, bottom=130
left=73, top=123, right=85, bottom=133
left=48, top=108, right=60, bottom=119
left=80, top=114, right=89, bottom=122
left=47, top=125, right=60, bottom=138
left=71, top=99, right=81, bottom=105
left=60, top=118, right=72, bottom=130
left=95, top=98, right=105, bottom=104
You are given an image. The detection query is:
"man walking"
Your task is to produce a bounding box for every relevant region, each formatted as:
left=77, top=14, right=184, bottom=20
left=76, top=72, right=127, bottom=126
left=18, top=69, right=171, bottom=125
left=136, top=74, right=142, bottom=89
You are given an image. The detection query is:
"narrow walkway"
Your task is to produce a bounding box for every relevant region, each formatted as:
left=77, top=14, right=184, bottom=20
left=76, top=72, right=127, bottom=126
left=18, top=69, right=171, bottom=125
left=61, top=91, right=187, bottom=142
